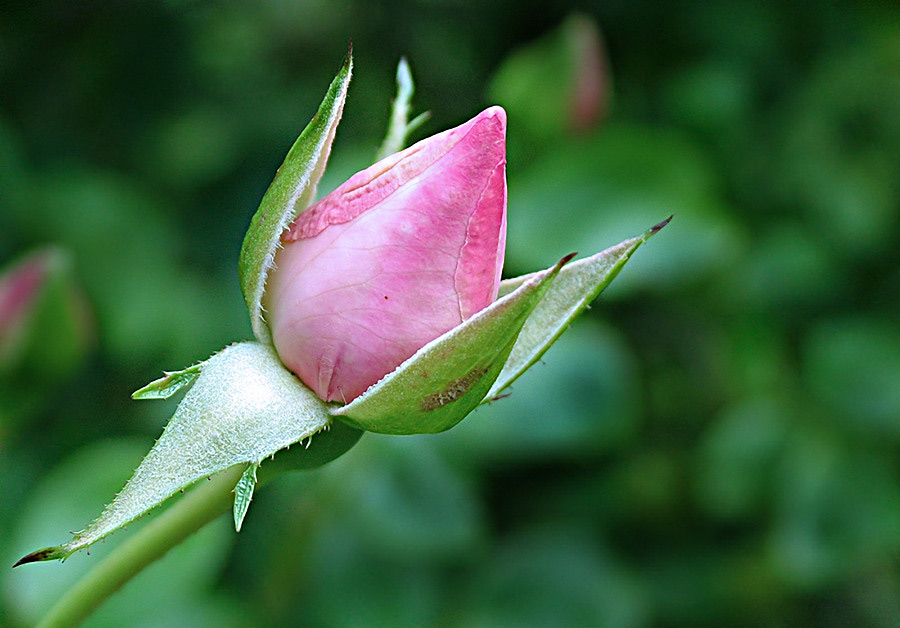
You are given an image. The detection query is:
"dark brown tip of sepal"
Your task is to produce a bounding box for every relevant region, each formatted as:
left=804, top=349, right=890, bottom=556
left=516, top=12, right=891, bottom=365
left=13, top=546, right=64, bottom=567
left=650, top=215, right=673, bottom=235
left=559, top=252, right=578, bottom=266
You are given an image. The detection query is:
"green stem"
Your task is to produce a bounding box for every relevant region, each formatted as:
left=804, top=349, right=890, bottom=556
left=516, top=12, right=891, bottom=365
left=35, top=464, right=244, bottom=628
left=31, top=421, right=363, bottom=627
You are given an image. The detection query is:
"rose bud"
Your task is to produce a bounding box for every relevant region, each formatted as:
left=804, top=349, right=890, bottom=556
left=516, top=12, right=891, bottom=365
left=263, top=107, right=507, bottom=403
left=489, top=13, right=610, bottom=145
left=18, top=57, right=669, bottom=569
left=0, top=247, right=91, bottom=379
left=0, top=251, right=47, bottom=366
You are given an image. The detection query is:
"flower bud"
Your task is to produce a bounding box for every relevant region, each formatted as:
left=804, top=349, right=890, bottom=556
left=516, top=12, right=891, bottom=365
left=264, top=107, right=507, bottom=402
left=0, top=247, right=91, bottom=380
left=0, top=252, right=47, bottom=366
left=489, top=13, right=610, bottom=143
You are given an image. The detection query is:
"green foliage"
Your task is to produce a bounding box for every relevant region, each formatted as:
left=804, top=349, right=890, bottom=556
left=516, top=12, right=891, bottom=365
left=2, top=1, right=898, bottom=626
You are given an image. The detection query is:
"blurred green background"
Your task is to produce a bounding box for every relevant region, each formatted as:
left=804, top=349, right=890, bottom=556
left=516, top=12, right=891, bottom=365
left=2, top=1, right=899, bottom=626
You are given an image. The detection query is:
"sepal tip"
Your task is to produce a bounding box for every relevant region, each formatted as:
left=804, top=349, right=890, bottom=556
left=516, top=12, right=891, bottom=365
left=13, top=546, right=67, bottom=567
left=647, top=214, right=673, bottom=237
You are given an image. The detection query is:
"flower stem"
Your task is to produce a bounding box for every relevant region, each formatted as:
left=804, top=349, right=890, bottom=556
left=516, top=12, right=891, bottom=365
left=34, top=464, right=245, bottom=628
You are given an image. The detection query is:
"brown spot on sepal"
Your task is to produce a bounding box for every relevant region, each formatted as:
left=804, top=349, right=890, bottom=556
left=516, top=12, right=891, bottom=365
left=421, top=366, right=488, bottom=411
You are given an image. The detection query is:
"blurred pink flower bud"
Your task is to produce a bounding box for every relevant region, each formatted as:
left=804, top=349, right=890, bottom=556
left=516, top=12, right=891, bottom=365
left=0, top=253, right=47, bottom=364
left=1, top=247, right=92, bottom=403
left=264, top=106, right=507, bottom=402
left=568, top=14, right=610, bottom=131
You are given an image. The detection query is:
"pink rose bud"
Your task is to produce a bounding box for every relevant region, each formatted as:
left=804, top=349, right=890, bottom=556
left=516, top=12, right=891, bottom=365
left=1, top=247, right=92, bottom=384
left=0, top=253, right=47, bottom=364
left=264, top=107, right=508, bottom=402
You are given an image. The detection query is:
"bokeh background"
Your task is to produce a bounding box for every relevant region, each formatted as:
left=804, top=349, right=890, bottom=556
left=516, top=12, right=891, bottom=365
left=2, top=1, right=899, bottom=626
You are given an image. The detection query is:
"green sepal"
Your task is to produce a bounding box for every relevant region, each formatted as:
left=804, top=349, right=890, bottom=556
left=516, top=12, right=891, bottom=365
left=13, top=546, right=67, bottom=567
left=488, top=217, right=670, bottom=399
left=233, top=462, right=258, bottom=532
left=332, top=254, right=574, bottom=435
left=375, top=57, right=431, bottom=161
left=257, top=419, right=363, bottom=477
left=132, top=363, right=203, bottom=399
left=17, top=341, right=334, bottom=563
left=239, top=51, right=353, bottom=343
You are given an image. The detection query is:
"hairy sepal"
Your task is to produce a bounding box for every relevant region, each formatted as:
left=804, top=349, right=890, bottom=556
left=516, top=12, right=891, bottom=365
left=487, top=217, right=671, bottom=399
left=239, top=52, right=352, bottom=343
left=17, top=342, right=333, bottom=564
left=332, top=254, right=573, bottom=434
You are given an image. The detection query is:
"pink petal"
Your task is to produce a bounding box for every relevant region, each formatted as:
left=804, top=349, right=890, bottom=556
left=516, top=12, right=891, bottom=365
left=265, top=107, right=507, bottom=402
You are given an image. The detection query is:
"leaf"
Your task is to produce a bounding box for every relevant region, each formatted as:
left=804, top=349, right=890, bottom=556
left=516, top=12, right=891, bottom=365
left=487, top=217, right=671, bottom=400
left=233, top=462, right=258, bottom=532
left=132, top=363, right=203, bottom=399
left=332, top=254, right=574, bottom=435
left=238, top=51, right=353, bottom=343
left=18, top=341, right=333, bottom=563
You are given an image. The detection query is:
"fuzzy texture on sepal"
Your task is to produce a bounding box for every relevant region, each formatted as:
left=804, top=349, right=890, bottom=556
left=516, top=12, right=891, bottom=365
left=239, top=52, right=352, bottom=343
left=18, top=342, right=333, bottom=563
